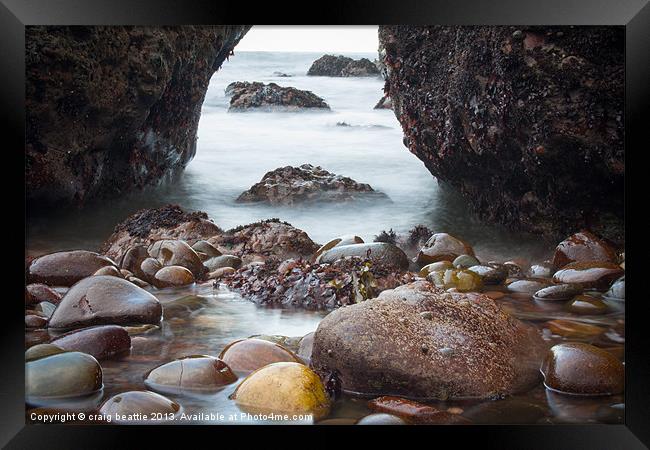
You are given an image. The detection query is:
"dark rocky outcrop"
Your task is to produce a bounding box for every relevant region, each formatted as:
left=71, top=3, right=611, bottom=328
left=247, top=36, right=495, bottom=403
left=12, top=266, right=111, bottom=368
left=307, top=55, right=380, bottom=77
left=26, top=26, right=250, bottom=205
left=236, top=164, right=387, bottom=205
left=378, top=26, right=624, bottom=241
left=227, top=82, right=329, bottom=111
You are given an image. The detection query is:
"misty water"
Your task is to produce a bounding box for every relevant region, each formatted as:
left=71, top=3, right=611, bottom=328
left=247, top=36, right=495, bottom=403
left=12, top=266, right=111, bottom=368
left=27, top=51, right=554, bottom=262
left=25, top=51, right=623, bottom=425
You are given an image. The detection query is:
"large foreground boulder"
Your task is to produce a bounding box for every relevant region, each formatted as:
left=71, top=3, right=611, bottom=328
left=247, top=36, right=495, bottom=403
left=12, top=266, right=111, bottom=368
left=236, top=164, right=387, bottom=205
left=27, top=26, right=250, bottom=205
left=227, top=82, right=330, bottom=111
left=379, top=26, right=624, bottom=241
left=27, top=250, right=117, bottom=286
left=311, top=281, right=546, bottom=399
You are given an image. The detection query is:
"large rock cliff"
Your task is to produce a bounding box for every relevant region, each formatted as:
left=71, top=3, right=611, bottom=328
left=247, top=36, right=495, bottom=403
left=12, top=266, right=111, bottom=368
left=26, top=26, right=250, bottom=205
left=378, top=26, right=624, bottom=241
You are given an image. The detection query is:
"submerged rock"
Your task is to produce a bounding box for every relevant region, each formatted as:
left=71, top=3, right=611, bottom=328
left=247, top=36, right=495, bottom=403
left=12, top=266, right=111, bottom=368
left=307, top=55, right=380, bottom=77
left=367, top=396, right=471, bottom=424
left=357, top=413, right=405, bottom=425
left=541, top=343, right=624, bottom=395
left=310, top=281, right=546, bottom=399
left=228, top=82, right=330, bottom=111
left=48, top=276, right=162, bottom=329
left=27, top=251, right=117, bottom=286
left=379, top=26, right=623, bottom=240
left=232, top=362, right=330, bottom=420
left=236, top=164, right=387, bottom=205
left=552, top=262, right=624, bottom=290
left=51, top=325, right=131, bottom=360
left=219, top=338, right=302, bottom=373
left=145, top=355, right=237, bottom=394
left=101, top=205, right=222, bottom=262
left=533, top=284, right=582, bottom=301
left=552, top=231, right=618, bottom=270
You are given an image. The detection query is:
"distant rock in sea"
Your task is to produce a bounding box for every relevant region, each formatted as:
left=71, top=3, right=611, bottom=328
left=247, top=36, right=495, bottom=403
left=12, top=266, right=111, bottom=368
left=225, top=82, right=330, bottom=111
left=307, top=55, right=381, bottom=77
left=236, top=164, right=389, bottom=205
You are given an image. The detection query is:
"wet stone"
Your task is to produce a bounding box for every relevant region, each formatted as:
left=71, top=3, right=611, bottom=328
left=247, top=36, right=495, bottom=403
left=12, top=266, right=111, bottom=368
left=533, top=284, right=582, bottom=301
left=552, top=262, right=624, bottom=290
left=418, top=260, right=454, bottom=277
left=35, top=301, right=57, bottom=318
left=26, top=283, right=62, bottom=305
left=51, top=325, right=131, bottom=360
left=314, top=235, right=364, bottom=260
left=297, top=332, right=315, bottom=362
left=357, top=413, right=406, bottom=425
left=99, top=391, right=181, bottom=423
left=145, top=355, right=237, bottom=394
left=48, top=275, right=162, bottom=330
left=93, top=266, right=123, bottom=277
left=191, top=240, right=222, bottom=258
left=415, top=233, right=474, bottom=265
left=207, top=267, right=235, bottom=280
left=529, top=263, right=553, bottom=278
left=140, top=257, right=163, bottom=281
left=128, top=276, right=150, bottom=288
left=367, top=396, right=471, bottom=424
left=148, top=240, right=205, bottom=278
left=467, top=265, right=508, bottom=285
left=427, top=269, right=483, bottom=292
left=25, top=315, right=48, bottom=329
left=541, top=343, right=624, bottom=395
left=552, top=231, right=618, bottom=271
left=233, top=362, right=330, bottom=421
left=26, top=351, right=103, bottom=400
left=453, top=254, right=480, bottom=269
left=119, top=245, right=149, bottom=279
left=567, top=295, right=609, bottom=315
left=317, top=242, right=409, bottom=270
left=507, top=279, right=551, bottom=294
left=204, top=255, right=242, bottom=271
left=605, top=276, right=624, bottom=300
left=25, top=343, right=66, bottom=362
left=463, top=398, right=548, bottom=424
left=545, top=319, right=605, bottom=339
left=153, top=265, right=195, bottom=288
left=219, top=338, right=302, bottom=373
left=27, top=250, right=117, bottom=287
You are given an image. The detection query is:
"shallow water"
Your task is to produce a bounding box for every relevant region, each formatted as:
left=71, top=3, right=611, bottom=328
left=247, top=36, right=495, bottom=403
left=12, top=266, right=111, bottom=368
left=26, top=51, right=554, bottom=263
left=26, top=281, right=624, bottom=425
left=25, top=51, right=622, bottom=425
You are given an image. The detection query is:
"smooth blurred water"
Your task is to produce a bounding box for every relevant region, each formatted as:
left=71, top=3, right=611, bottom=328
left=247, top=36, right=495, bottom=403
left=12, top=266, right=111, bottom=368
left=26, top=51, right=555, bottom=262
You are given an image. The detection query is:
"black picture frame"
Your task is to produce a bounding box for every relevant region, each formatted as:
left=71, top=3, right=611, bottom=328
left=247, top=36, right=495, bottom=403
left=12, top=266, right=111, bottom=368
left=3, top=0, right=648, bottom=447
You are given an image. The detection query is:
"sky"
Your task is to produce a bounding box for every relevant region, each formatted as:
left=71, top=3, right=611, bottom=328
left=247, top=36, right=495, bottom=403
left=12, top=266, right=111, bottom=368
left=235, top=26, right=379, bottom=53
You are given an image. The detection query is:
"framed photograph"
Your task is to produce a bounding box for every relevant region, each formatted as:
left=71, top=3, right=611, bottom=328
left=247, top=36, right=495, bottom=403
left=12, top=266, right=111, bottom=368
left=3, top=0, right=647, bottom=447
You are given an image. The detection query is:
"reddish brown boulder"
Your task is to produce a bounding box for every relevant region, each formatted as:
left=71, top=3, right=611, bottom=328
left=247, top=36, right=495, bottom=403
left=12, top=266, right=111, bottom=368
left=552, top=231, right=618, bottom=270
left=552, top=261, right=624, bottom=290
left=311, top=281, right=546, bottom=399
left=26, top=283, right=63, bottom=305
left=368, top=396, right=471, bottom=424
left=414, top=233, right=474, bottom=265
